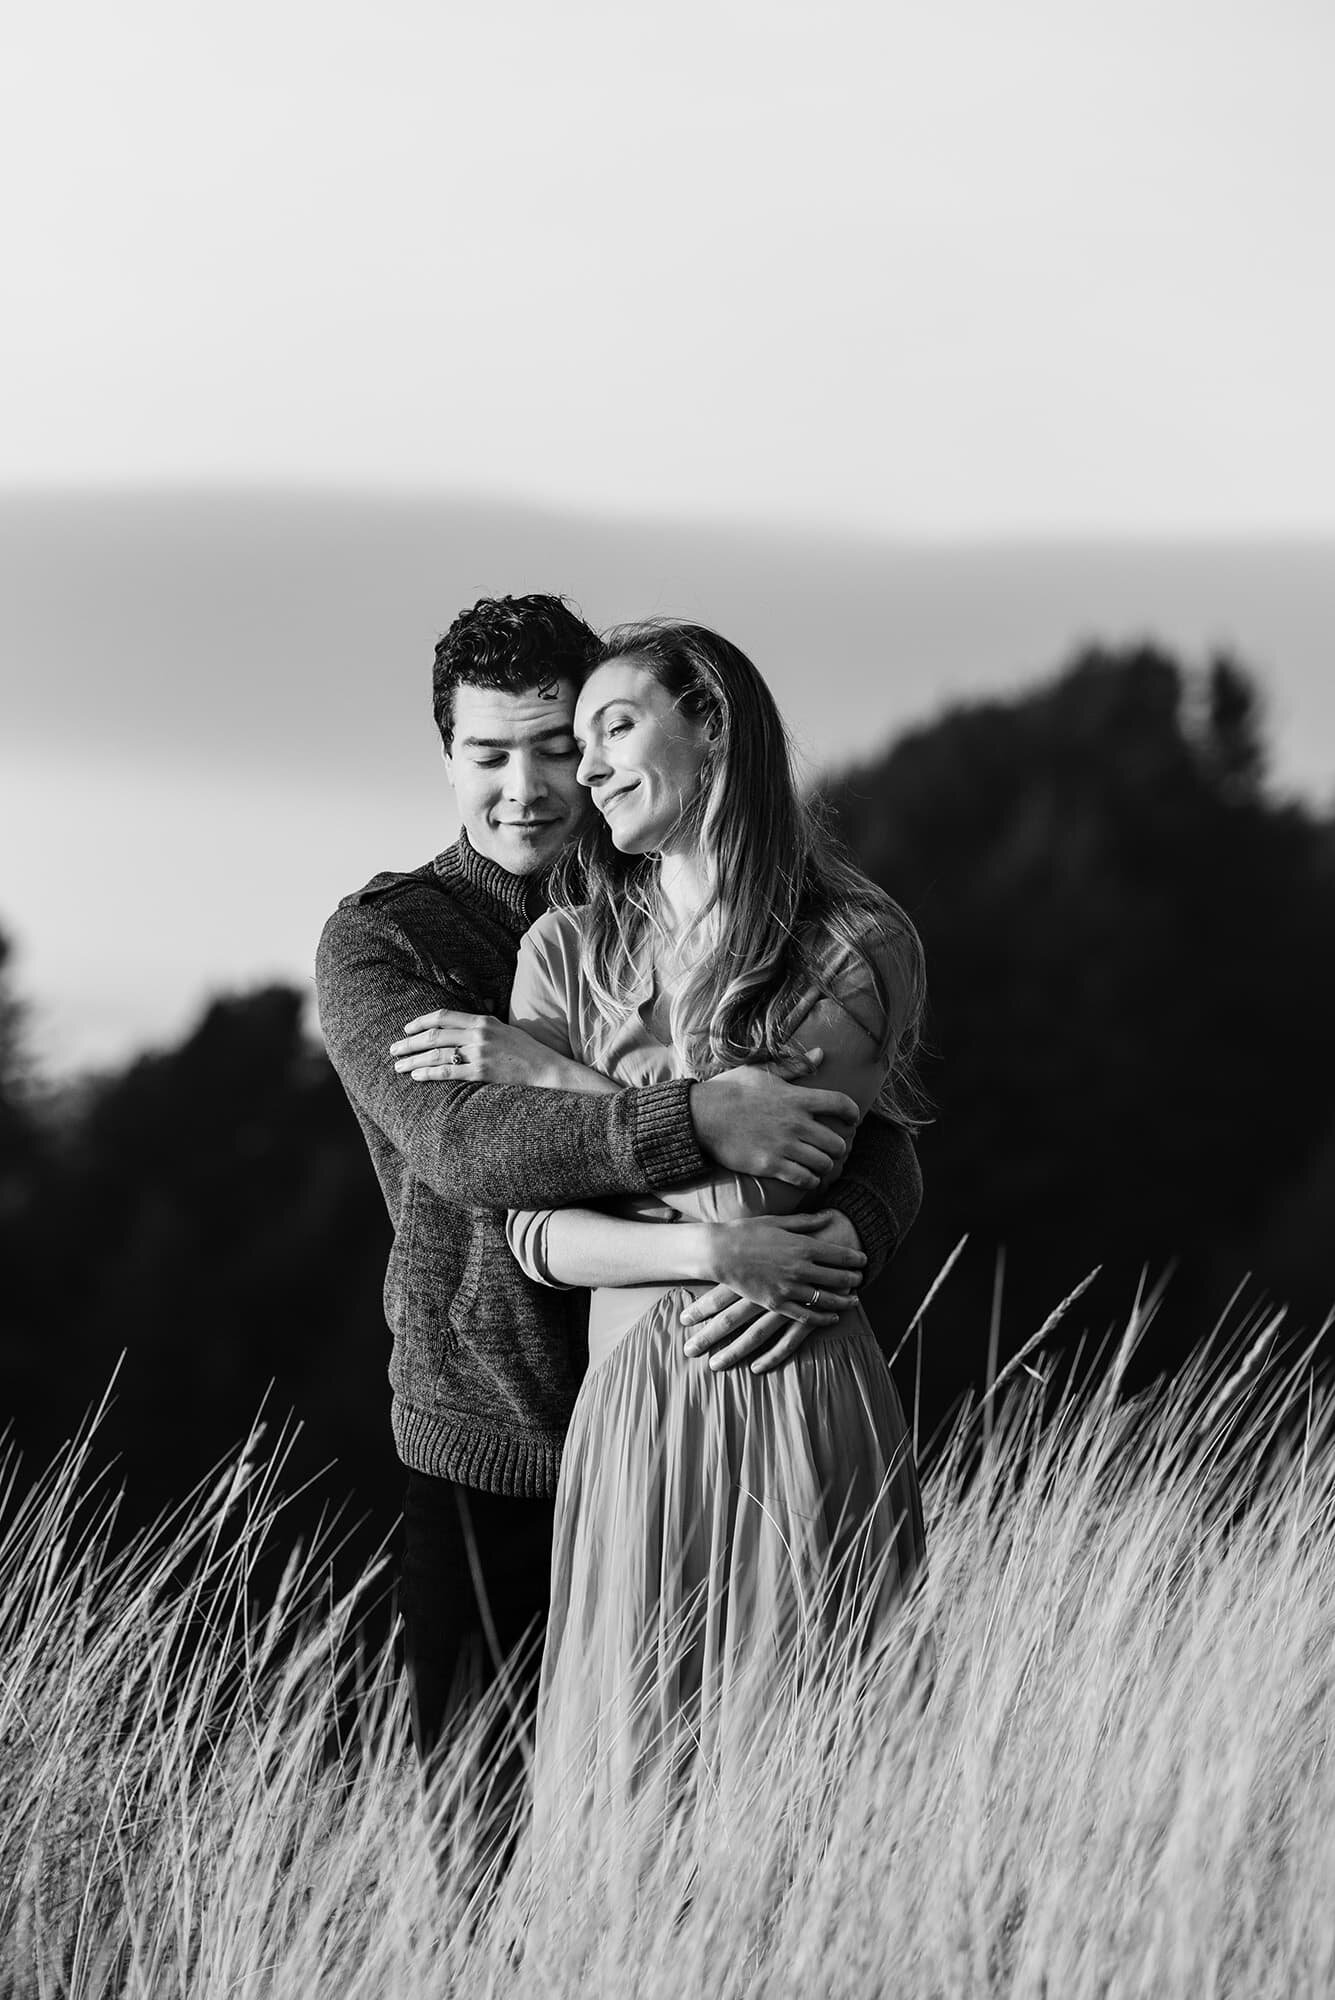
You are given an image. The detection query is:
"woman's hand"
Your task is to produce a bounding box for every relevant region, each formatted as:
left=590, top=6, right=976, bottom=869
left=390, top=1009, right=562, bottom=1087
left=685, top=1209, right=867, bottom=1373
left=699, top=1210, right=865, bottom=1325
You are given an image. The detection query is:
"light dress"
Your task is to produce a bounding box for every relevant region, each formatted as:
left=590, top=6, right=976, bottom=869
left=505, top=908, right=926, bottom=1844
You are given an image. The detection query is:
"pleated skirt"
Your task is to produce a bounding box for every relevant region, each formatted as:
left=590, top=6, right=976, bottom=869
left=530, top=1287, right=926, bottom=1846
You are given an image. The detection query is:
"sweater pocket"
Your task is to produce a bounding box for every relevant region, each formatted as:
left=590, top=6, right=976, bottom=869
left=393, top=1181, right=468, bottom=1387
left=444, top=1225, right=485, bottom=1345
left=447, top=1210, right=519, bottom=1341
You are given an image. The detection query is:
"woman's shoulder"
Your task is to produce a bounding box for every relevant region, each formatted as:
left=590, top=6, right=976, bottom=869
left=803, top=905, right=903, bottom=983
left=520, top=904, right=588, bottom=961
left=510, top=905, right=593, bottom=1048
left=795, top=906, right=920, bottom=1047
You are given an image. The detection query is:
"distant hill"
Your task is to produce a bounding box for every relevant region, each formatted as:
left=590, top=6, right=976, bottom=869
left=4, top=490, right=1333, bottom=794
left=2, top=492, right=1332, bottom=1068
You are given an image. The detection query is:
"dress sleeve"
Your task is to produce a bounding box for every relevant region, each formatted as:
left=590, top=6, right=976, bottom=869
left=507, top=914, right=581, bottom=1063
left=506, top=912, right=592, bottom=1288
left=651, top=934, right=906, bottom=1225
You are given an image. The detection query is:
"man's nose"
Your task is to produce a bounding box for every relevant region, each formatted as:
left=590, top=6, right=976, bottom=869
left=504, top=754, right=548, bottom=803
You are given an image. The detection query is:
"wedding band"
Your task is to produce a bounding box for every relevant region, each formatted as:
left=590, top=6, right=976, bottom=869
left=451, top=1048, right=466, bottom=1066
left=809, top=1288, right=821, bottom=1310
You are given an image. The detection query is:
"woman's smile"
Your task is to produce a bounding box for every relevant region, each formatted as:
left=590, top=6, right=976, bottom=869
left=575, top=659, right=712, bottom=854
left=597, top=780, right=640, bottom=816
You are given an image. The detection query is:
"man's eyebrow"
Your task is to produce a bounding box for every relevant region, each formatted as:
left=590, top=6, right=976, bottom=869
left=458, top=723, right=578, bottom=749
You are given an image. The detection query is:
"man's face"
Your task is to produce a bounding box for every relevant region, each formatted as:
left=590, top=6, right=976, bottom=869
left=443, top=678, right=590, bottom=876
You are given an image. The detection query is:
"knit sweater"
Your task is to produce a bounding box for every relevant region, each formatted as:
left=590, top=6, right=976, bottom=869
left=315, top=833, right=922, bottom=1497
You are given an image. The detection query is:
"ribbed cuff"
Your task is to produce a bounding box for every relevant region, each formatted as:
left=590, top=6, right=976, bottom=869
left=630, top=1077, right=706, bottom=1188
left=825, top=1175, right=899, bottom=1285
left=392, top=1402, right=563, bottom=1498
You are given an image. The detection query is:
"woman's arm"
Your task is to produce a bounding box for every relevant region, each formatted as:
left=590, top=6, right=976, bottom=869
left=392, top=1007, right=620, bottom=1094
left=505, top=1203, right=866, bottom=1306
left=501, top=919, right=873, bottom=1309
left=390, top=925, right=619, bottom=1092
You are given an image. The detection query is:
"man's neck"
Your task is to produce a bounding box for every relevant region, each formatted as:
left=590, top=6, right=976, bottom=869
left=446, top=829, right=552, bottom=934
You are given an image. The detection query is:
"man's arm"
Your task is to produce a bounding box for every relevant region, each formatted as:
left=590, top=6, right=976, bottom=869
left=317, top=904, right=702, bottom=1211
left=823, top=1112, right=922, bottom=1285
left=316, top=904, right=859, bottom=1211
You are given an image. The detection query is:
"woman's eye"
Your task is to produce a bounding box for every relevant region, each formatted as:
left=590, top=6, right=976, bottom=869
left=475, top=756, right=504, bottom=768
left=607, top=721, right=630, bottom=739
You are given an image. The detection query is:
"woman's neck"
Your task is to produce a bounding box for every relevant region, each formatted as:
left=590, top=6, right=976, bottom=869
left=656, top=850, right=708, bottom=938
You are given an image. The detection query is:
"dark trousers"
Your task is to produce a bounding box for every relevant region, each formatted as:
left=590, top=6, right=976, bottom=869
left=399, top=1467, right=557, bottom=1772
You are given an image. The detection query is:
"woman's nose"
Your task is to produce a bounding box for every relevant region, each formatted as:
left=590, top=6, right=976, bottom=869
left=576, top=741, right=607, bottom=788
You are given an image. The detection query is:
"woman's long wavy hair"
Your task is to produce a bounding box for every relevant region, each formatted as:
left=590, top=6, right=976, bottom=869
left=551, top=620, right=928, bottom=1127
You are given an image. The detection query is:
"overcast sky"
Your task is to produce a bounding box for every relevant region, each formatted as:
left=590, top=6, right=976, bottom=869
left=4, top=0, right=1332, bottom=530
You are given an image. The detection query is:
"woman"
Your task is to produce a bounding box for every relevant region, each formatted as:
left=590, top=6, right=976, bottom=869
left=494, top=621, right=928, bottom=1839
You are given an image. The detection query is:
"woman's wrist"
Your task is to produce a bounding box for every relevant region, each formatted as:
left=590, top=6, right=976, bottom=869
left=696, top=1222, right=733, bottom=1286
left=540, top=1049, right=588, bottom=1090
left=683, top=1216, right=723, bottom=1280
left=543, top=1049, right=622, bottom=1096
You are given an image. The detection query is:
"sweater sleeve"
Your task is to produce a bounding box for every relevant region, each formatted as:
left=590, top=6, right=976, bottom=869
left=823, top=1114, right=922, bottom=1283
left=315, top=901, right=705, bottom=1211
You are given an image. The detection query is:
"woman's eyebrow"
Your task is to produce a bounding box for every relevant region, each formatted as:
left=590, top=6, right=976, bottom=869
left=579, top=697, right=636, bottom=730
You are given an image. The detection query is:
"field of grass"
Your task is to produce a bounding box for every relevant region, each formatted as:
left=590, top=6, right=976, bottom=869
left=4, top=1288, right=1334, bottom=1999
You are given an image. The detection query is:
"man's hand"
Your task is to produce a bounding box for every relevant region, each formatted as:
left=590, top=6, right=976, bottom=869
left=683, top=1294, right=860, bottom=1375
left=689, top=1055, right=857, bottom=1189
left=683, top=1209, right=868, bottom=1374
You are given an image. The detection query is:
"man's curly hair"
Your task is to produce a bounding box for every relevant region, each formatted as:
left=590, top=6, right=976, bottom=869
left=432, top=594, right=600, bottom=751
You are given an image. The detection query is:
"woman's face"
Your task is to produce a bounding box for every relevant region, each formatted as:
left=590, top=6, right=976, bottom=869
left=574, top=658, right=715, bottom=855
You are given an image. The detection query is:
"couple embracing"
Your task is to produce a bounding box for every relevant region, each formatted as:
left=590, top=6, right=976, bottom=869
left=316, top=594, right=927, bottom=1835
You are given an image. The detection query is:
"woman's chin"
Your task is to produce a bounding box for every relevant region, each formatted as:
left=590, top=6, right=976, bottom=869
left=606, top=819, right=649, bottom=855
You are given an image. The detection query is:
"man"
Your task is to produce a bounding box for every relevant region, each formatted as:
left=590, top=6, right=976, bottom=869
left=315, top=593, right=921, bottom=1766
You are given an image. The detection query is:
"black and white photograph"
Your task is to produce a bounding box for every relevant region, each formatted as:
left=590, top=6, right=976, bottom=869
left=2, top=1, right=1333, bottom=1991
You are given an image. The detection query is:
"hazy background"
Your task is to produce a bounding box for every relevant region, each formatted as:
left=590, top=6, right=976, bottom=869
left=4, top=501, right=1333, bottom=1070
left=2, top=0, right=1334, bottom=1572
left=3, top=0, right=1333, bottom=1074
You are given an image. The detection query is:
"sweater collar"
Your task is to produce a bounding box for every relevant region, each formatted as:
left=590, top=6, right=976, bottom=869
left=432, top=830, right=550, bottom=939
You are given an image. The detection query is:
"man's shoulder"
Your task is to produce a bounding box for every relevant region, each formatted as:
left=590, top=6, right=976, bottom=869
left=322, top=858, right=456, bottom=934
left=335, top=858, right=445, bottom=915
left=316, top=857, right=466, bottom=976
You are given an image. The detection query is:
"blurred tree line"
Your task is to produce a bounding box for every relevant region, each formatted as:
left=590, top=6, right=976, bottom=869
left=2, top=644, right=1333, bottom=1575
left=824, top=645, right=1335, bottom=1421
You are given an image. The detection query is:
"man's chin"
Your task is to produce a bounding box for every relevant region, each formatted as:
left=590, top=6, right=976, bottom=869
left=489, top=823, right=570, bottom=875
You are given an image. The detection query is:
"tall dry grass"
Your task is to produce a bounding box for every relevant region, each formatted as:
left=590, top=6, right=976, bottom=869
left=4, top=1286, right=1334, bottom=1999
